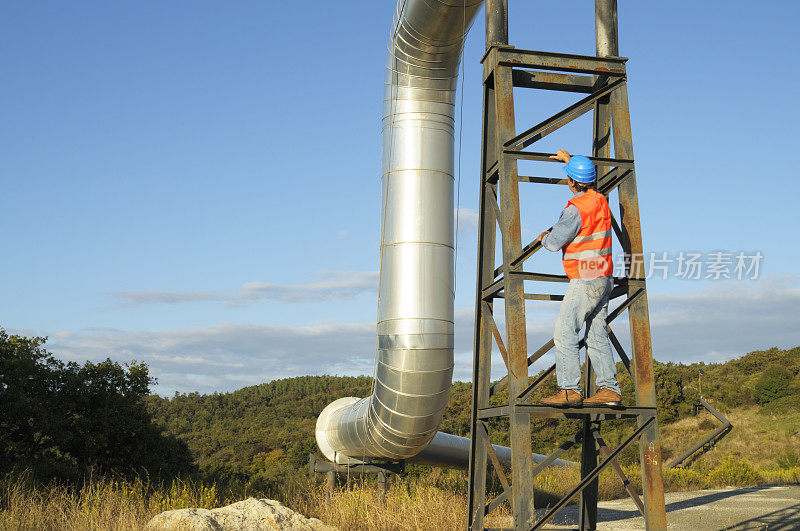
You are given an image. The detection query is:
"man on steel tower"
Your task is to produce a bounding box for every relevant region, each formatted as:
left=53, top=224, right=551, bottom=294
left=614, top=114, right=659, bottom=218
left=537, top=149, right=622, bottom=407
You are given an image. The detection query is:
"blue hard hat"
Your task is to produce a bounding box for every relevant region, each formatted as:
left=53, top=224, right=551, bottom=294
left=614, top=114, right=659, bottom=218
left=562, top=155, right=596, bottom=183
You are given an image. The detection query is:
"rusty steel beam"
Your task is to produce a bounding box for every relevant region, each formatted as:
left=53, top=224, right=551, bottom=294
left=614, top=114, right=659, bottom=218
left=518, top=175, right=568, bottom=185
left=580, top=375, right=600, bottom=529
left=468, top=4, right=508, bottom=527
left=598, top=167, right=633, bottom=195
left=494, top=62, right=536, bottom=531
left=481, top=423, right=512, bottom=494
left=521, top=293, right=564, bottom=301
left=519, top=166, right=629, bottom=188
left=483, top=491, right=508, bottom=519
left=596, top=0, right=667, bottom=526
left=472, top=8, right=537, bottom=528
left=487, top=190, right=503, bottom=235
left=485, top=0, right=508, bottom=48
left=596, top=0, right=619, bottom=57
left=485, top=302, right=509, bottom=369
left=517, top=364, right=556, bottom=403
left=481, top=276, right=505, bottom=301
left=608, top=327, right=633, bottom=375
left=503, top=149, right=635, bottom=168
left=477, top=404, right=656, bottom=420
left=511, top=69, right=597, bottom=93
left=486, top=291, right=564, bottom=301
left=508, top=238, right=544, bottom=269
left=593, top=0, right=616, bottom=211
left=492, top=47, right=628, bottom=77
left=482, top=13, right=540, bottom=531
left=489, top=337, right=555, bottom=398
left=513, top=271, right=571, bottom=282
left=467, top=63, right=498, bottom=531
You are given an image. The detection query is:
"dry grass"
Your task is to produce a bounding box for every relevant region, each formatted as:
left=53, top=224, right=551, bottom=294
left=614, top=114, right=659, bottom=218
left=0, top=475, right=224, bottom=531
left=0, top=473, right=503, bottom=531
left=2, top=441, right=799, bottom=530
left=294, top=480, right=510, bottom=530
left=293, top=466, right=642, bottom=529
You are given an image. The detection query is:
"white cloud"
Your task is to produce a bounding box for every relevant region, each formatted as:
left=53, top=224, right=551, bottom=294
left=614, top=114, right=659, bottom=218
left=111, top=270, right=378, bottom=306
left=456, top=207, right=479, bottom=235
left=20, top=276, right=800, bottom=396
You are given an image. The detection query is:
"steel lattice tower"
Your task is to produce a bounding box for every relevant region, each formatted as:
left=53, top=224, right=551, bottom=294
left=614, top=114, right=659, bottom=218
left=466, top=1, right=668, bottom=529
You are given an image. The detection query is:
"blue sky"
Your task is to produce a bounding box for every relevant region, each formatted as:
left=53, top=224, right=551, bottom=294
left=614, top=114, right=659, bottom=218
left=2, top=1, right=799, bottom=395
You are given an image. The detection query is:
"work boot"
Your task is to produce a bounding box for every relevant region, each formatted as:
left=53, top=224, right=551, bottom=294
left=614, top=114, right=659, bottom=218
left=583, top=388, right=622, bottom=407
left=540, top=389, right=582, bottom=407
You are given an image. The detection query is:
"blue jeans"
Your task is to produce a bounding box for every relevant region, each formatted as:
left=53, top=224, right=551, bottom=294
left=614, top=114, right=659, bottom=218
left=553, top=276, right=621, bottom=395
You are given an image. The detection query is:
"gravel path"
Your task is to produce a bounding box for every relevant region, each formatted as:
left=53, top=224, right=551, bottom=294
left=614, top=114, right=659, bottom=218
left=532, top=485, right=800, bottom=530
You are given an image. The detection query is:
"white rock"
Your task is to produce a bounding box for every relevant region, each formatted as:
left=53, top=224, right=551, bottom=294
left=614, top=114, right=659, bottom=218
left=146, top=497, right=335, bottom=531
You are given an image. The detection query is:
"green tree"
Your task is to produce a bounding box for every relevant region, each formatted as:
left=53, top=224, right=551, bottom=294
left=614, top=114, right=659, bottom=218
left=0, top=329, right=195, bottom=482
left=0, top=332, right=63, bottom=472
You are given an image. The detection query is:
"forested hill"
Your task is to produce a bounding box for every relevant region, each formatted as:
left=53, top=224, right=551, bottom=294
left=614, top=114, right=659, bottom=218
left=147, top=346, right=800, bottom=493
left=146, top=376, right=373, bottom=490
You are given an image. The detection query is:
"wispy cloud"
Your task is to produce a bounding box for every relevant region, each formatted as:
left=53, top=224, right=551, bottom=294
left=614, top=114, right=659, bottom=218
left=22, top=276, right=800, bottom=396
left=40, top=322, right=375, bottom=396
left=111, top=270, right=378, bottom=307
left=646, top=275, right=800, bottom=362
left=456, top=207, right=479, bottom=236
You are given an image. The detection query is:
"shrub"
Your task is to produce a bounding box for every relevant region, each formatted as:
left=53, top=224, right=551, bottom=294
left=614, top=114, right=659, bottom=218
left=753, top=366, right=792, bottom=405
left=654, top=363, right=684, bottom=423
left=707, top=456, right=761, bottom=487
left=663, top=467, right=705, bottom=491
left=698, top=418, right=716, bottom=431
left=760, top=394, right=800, bottom=415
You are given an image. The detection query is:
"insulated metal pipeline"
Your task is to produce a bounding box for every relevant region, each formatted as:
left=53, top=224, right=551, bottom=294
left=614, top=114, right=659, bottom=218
left=315, top=0, right=573, bottom=470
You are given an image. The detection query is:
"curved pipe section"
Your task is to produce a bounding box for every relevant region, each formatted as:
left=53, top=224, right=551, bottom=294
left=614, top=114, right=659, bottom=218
left=315, top=0, right=574, bottom=469
left=316, top=0, right=481, bottom=463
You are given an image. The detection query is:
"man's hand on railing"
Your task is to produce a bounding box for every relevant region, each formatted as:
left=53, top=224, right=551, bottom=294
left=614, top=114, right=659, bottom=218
left=549, top=149, right=571, bottom=163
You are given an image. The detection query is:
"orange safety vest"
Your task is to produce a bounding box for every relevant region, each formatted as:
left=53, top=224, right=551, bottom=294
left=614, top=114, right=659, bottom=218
left=562, top=189, right=613, bottom=279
